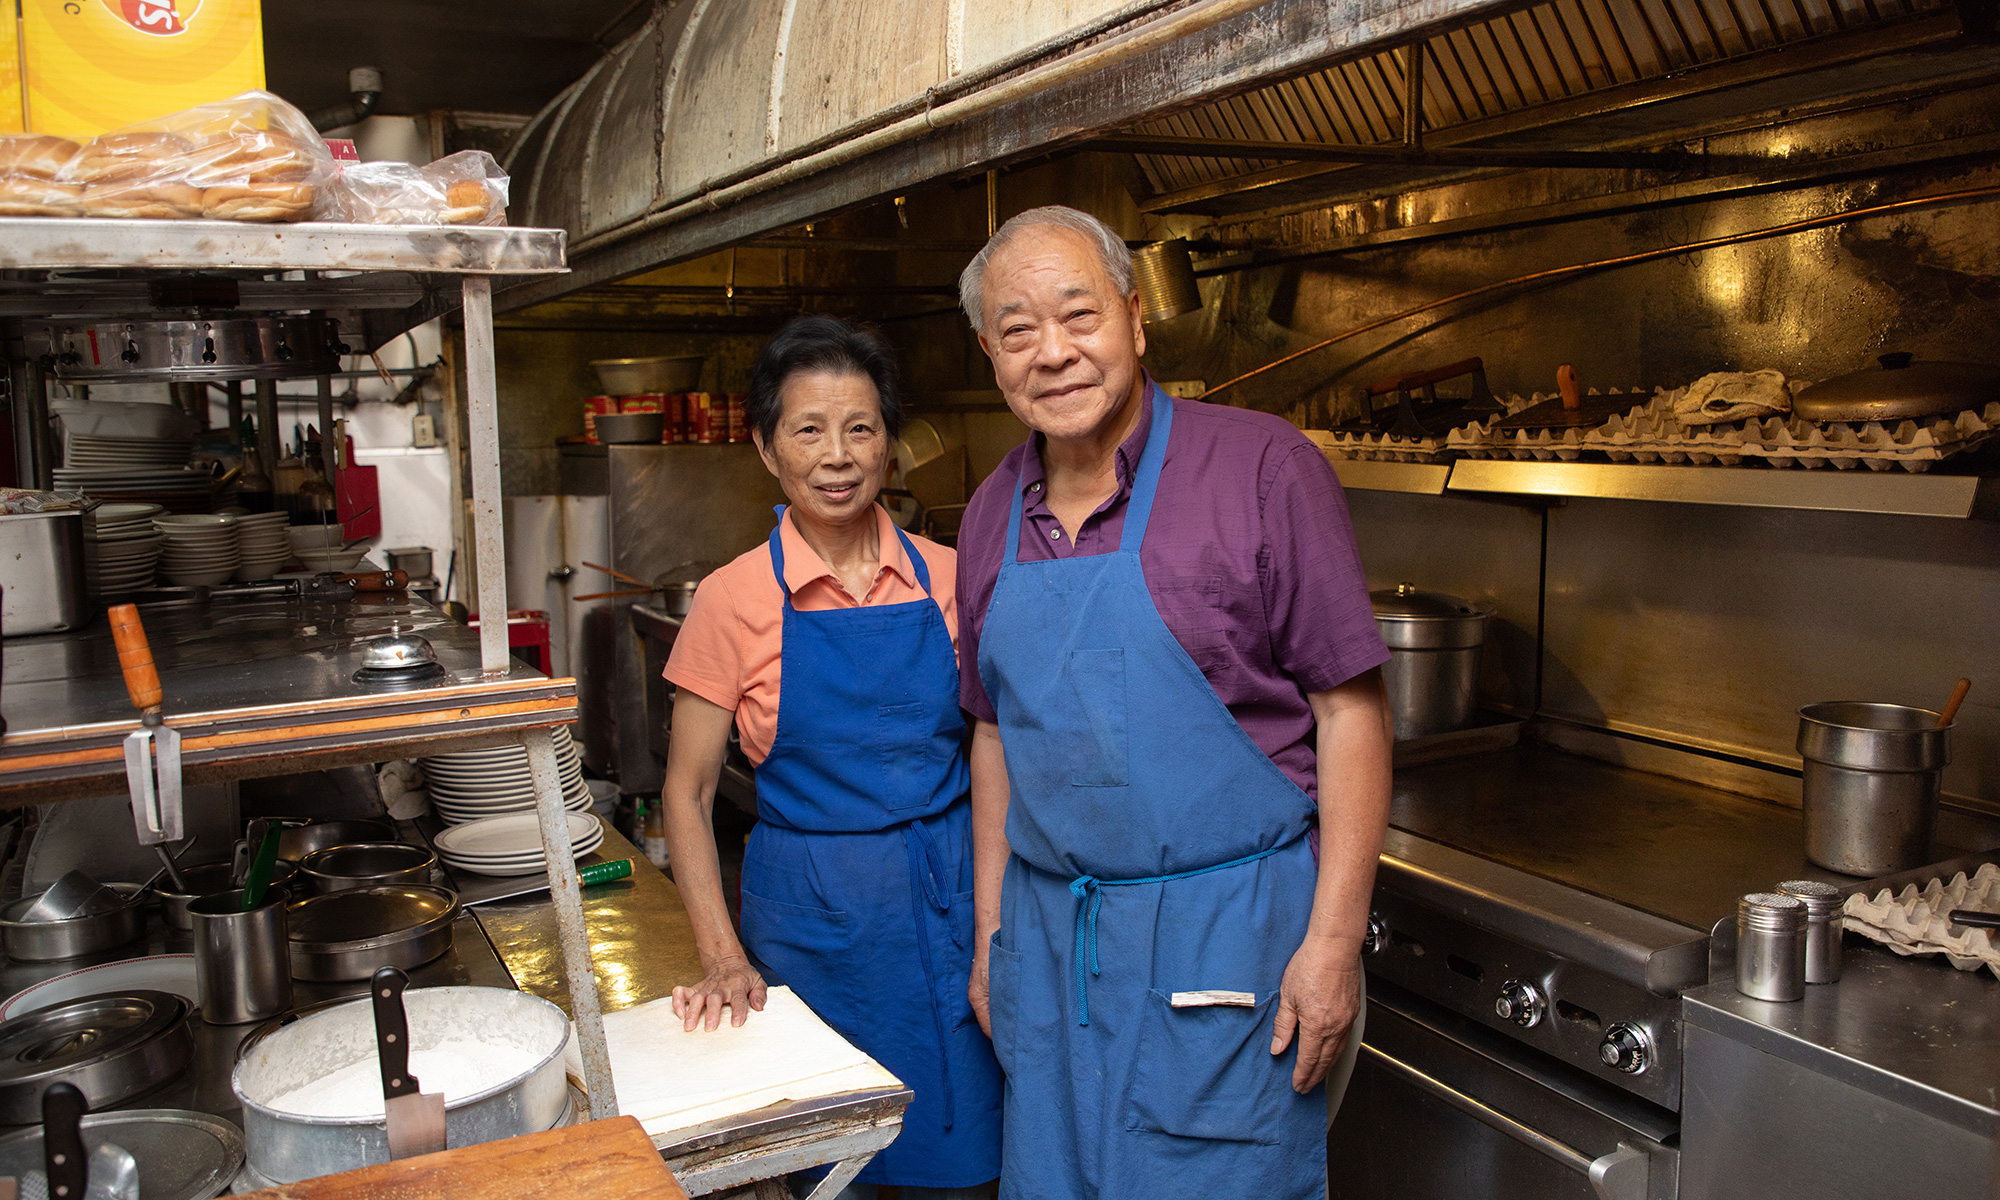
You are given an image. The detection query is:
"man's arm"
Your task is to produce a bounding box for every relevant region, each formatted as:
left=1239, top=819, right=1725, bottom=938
left=966, top=718, right=1012, bottom=1037
left=1270, top=668, right=1393, bottom=1091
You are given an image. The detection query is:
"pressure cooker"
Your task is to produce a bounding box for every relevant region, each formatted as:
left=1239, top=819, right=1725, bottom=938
left=1370, top=583, right=1492, bottom=739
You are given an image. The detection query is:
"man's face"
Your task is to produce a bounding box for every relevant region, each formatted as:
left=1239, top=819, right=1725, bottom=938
left=976, top=225, right=1146, bottom=442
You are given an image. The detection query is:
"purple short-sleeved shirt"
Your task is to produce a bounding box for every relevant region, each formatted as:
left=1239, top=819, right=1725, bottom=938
left=957, top=383, right=1389, bottom=799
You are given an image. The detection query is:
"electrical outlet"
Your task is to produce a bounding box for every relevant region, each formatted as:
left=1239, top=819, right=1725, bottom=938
left=411, top=412, right=437, bottom=448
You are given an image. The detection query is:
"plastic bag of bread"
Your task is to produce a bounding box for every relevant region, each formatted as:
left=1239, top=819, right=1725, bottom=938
left=0, top=89, right=334, bottom=222
left=328, top=149, right=510, bottom=226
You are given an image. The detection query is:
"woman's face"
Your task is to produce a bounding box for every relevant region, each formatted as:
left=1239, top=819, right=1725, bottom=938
left=754, top=369, right=889, bottom=530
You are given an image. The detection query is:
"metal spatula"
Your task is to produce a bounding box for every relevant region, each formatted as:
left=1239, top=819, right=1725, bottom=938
left=21, top=1084, right=138, bottom=1200
left=371, top=966, right=445, bottom=1159
left=108, top=604, right=183, bottom=847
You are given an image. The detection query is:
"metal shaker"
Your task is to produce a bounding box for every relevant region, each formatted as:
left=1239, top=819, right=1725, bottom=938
left=188, top=886, right=292, bottom=1023
left=1778, top=879, right=1845, bottom=984
left=1736, top=893, right=1808, bottom=1002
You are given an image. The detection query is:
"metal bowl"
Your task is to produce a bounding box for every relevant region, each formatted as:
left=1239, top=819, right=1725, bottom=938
left=590, top=355, right=703, bottom=395
left=287, top=884, right=460, bottom=982
left=298, top=843, right=436, bottom=894
left=276, top=820, right=396, bottom=863
left=159, top=860, right=300, bottom=932
left=0, top=991, right=195, bottom=1122
left=592, top=411, right=664, bottom=444
left=0, top=883, right=148, bottom=962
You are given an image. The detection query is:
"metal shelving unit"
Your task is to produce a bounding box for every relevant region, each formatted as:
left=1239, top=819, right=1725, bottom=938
left=0, top=217, right=626, bottom=1122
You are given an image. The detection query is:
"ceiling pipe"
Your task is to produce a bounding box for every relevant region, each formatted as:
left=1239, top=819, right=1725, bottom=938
left=311, top=66, right=384, bottom=133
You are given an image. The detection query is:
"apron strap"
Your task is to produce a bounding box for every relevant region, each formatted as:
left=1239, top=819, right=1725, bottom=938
left=769, top=506, right=935, bottom=604
left=903, top=817, right=957, bottom=1130
left=1117, top=391, right=1173, bottom=556
left=1066, top=831, right=1296, bottom=1027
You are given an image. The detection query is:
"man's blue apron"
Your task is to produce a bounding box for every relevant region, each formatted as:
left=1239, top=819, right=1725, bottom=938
left=739, top=511, right=1002, bottom=1189
left=977, top=391, right=1327, bottom=1199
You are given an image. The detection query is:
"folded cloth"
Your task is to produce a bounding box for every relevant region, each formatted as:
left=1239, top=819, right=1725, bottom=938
left=1844, top=863, right=2000, bottom=979
left=1674, top=369, right=1793, bottom=425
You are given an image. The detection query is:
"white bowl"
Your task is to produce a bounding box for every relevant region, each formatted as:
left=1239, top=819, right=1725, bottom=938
left=155, top=514, right=236, bottom=530
left=164, top=568, right=238, bottom=587
left=287, top=525, right=346, bottom=550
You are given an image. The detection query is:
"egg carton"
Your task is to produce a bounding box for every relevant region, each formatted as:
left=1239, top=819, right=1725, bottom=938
left=1314, top=426, right=1454, bottom=463
left=1589, top=387, right=2000, bottom=473
left=1844, top=863, right=2000, bottom=978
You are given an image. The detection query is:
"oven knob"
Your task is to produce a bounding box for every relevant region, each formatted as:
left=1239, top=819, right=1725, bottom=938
left=1493, top=980, right=1545, bottom=1027
left=1599, top=1023, right=1651, bottom=1074
left=1363, top=912, right=1387, bottom=956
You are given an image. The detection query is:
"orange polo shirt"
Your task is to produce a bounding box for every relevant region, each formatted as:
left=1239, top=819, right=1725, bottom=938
left=663, top=505, right=959, bottom=766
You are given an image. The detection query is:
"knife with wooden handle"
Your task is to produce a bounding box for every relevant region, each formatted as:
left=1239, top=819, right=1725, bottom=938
left=107, top=604, right=182, bottom=846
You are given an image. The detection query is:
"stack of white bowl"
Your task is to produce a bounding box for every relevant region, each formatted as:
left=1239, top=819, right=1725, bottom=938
left=83, top=503, right=166, bottom=600
left=231, top=512, right=292, bottom=581
left=153, top=514, right=239, bottom=586
left=288, top=524, right=368, bottom=573
left=433, top=812, right=605, bottom=878
left=419, top=728, right=594, bottom=825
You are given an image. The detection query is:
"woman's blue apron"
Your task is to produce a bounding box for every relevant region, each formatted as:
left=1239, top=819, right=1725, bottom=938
left=739, top=511, right=1002, bottom=1189
left=976, top=392, right=1327, bottom=1200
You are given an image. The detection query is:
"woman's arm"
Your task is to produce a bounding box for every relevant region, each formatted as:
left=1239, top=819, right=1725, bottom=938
left=663, top=689, right=768, bottom=1031
left=966, top=718, right=1011, bottom=1037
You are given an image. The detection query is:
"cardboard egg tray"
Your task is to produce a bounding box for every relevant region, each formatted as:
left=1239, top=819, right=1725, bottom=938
left=1844, top=863, right=2000, bottom=978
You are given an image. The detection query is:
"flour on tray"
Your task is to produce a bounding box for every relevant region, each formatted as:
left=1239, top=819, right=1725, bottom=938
left=267, top=1037, right=542, bottom=1117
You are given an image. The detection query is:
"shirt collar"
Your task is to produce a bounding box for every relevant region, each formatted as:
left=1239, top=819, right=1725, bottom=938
left=1020, top=375, right=1158, bottom=505
left=778, top=503, right=915, bottom=595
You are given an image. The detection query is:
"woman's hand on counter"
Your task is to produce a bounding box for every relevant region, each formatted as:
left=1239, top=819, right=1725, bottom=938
left=672, top=955, right=769, bottom=1031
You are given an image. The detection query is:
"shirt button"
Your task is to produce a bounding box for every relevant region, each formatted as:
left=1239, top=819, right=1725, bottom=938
left=1031, top=482, right=1042, bottom=492
left=1049, top=528, right=1062, bottom=540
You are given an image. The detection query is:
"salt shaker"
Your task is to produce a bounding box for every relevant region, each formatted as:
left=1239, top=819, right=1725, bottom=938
left=1736, top=893, right=1807, bottom=1002
left=1778, top=879, right=1844, bottom=984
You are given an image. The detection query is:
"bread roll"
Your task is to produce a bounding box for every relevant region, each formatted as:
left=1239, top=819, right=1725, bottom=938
left=185, top=131, right=317, bottom=186
left=80, top=180, right=203, bottom=219
left=68, top=132, right=195, bottom=184
left=0, top=135, right=81, bottom=180
left=440, top=178, right=492, bottom=225
left=202, top=182, right=315, bottom=222
left=0, top=176, right=83, bottom=217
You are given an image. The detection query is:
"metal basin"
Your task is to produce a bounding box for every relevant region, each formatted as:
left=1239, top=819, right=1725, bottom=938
left=1797, top=701, right=1952, bottom=876
left=232, top=985, right=570, bottom=1183
left=287, top=885, right=460, bottom=982
left=298, top=843, right=435, bottom=894
left=0, top=883, right=147, bottom=962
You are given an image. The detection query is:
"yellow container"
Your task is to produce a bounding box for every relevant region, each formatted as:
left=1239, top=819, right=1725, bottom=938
left=22, top=0, right=265, bottom=138
left=1, top=15, right=23, bottom=133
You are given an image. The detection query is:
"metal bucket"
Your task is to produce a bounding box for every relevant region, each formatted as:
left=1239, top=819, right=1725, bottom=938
left=1797, top=701, right=1951, bottom=876
left=231, top=985, right=569, bottom=1183
left=1370, top=584, right=1491, bottom=739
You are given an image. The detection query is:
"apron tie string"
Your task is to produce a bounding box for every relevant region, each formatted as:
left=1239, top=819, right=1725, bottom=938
left=1066, top=838, right=1299, bottom=1027
left=903, top=818, right=957, bottom=1130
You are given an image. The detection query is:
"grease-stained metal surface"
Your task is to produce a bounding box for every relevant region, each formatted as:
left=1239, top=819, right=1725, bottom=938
left=0, top=218, right=567, bottom=275
left=1128, top=0, right=1947, bottom=200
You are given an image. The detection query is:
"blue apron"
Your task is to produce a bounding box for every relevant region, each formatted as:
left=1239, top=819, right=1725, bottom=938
left=739, top=510, right=1002, bottom=1189
left=977, top=391, right=1327, bottom=1200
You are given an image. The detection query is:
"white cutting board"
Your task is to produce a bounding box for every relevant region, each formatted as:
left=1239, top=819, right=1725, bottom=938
left=565, top=986, right=903, bottom=1142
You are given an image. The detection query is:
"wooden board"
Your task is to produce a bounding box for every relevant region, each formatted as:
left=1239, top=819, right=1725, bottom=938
left=233, top=1117, right=688, bottom=1200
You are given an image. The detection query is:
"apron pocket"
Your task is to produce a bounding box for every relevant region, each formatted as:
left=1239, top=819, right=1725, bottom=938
left=1064, top=648, right=1129, bottom=787
left=985, top=934, right=1024, bottom=1076
left=1124, top=989, right=1286, bottom=1146
left=876, top=701, right=956, bottom=811
left=738, top=886, right=857, bottom=1017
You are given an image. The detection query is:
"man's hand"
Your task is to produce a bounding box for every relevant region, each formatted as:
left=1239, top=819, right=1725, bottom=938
left=1270, top=934, right=1361, bottom=1092
left=969, top=934, right=993, bottom=1038
left=671, top=955, right=768, bottom=1032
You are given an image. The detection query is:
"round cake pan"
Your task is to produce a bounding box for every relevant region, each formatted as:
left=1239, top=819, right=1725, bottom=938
left=298, top=842, right=436, bottom=894
left=287, top=884, right=460, bottom=982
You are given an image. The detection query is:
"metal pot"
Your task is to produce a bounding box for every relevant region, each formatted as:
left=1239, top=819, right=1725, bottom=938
left=0, top=991, right=195, bottom=1123
left=1798, top=701, right=1951, bottom=876
left=287, top=885, right=460, bottom=982
left=1370, top=583, right=1492, bottom=739
left=276, top=820, right=396, bottom=863
left=159, top=860, right=300, bottom=932
left=299, top=843, right=436, bottom=894
left=231, top=985, right=570, bottom=1183
left=657, top=580, right=699, bottom=618
left=0, top=883, right=148, bottom=962
left=1792, top=352, right=1999, bottom=423
left=590, top=355, right=703, bottom=395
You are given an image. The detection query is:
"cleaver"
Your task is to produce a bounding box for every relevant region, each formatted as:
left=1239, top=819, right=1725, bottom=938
left=371, top=966, right=446, bottom=1159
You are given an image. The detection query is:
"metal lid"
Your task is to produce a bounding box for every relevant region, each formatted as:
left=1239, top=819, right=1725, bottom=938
left=0, top=1108, right=242, bottom=1200
left=0, top=992, right=187, bottom=1085
left=1370, top=582, right=1492, bottom=650
left=1793, top=353, right=2000, bottom=423
left=299, top=841, right=434, bottom=878
left=1739, top=892, right=1807, bottom=933
left=1778, top=880, right=1845, bottom=916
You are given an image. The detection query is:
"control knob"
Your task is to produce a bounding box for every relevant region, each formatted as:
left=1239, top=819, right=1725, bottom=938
left=1492, top=979, right=1545, bottom=1028
left=1599, top=1023, right=1651, bottom=1074
left=1362, top=912, right=1387, bottom=956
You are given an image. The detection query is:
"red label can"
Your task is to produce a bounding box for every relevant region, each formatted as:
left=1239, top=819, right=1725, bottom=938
left=663, top=393, right=687, bottom=443
left=689, top=392, right=725, bottom=444
left=621, top=393, right=664, bottom=414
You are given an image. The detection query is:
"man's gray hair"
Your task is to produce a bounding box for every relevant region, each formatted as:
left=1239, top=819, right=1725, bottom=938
left=958, top=206, right=1134, bottom=335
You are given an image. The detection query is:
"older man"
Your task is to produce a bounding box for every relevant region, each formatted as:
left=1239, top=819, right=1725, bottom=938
left=954, top=206, right=1393, bottom=1200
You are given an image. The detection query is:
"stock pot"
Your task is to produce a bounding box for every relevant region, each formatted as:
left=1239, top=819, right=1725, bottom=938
left=1370, top=583, right=1491, bottom=740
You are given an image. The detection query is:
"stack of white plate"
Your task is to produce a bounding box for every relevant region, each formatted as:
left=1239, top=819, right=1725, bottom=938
left=433, top=812, right=606, bottom=877
left=52, top=466, right=213, bottom=509
left=153, top=513, right=239, bottom=587
left=231, top=512, right=292, bottom=582
left=62, top=433, right=193, bottom=469
left=83, top=502, right=166, bottom=599
left=419, top=729, right=593, bottom=825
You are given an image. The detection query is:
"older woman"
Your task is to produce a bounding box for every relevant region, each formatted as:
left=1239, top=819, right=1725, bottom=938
left=660, top=316, right=1000, bottom=1198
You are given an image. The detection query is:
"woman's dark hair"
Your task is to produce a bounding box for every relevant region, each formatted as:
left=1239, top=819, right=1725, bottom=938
left=747, top=315, right=902, bottom=444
